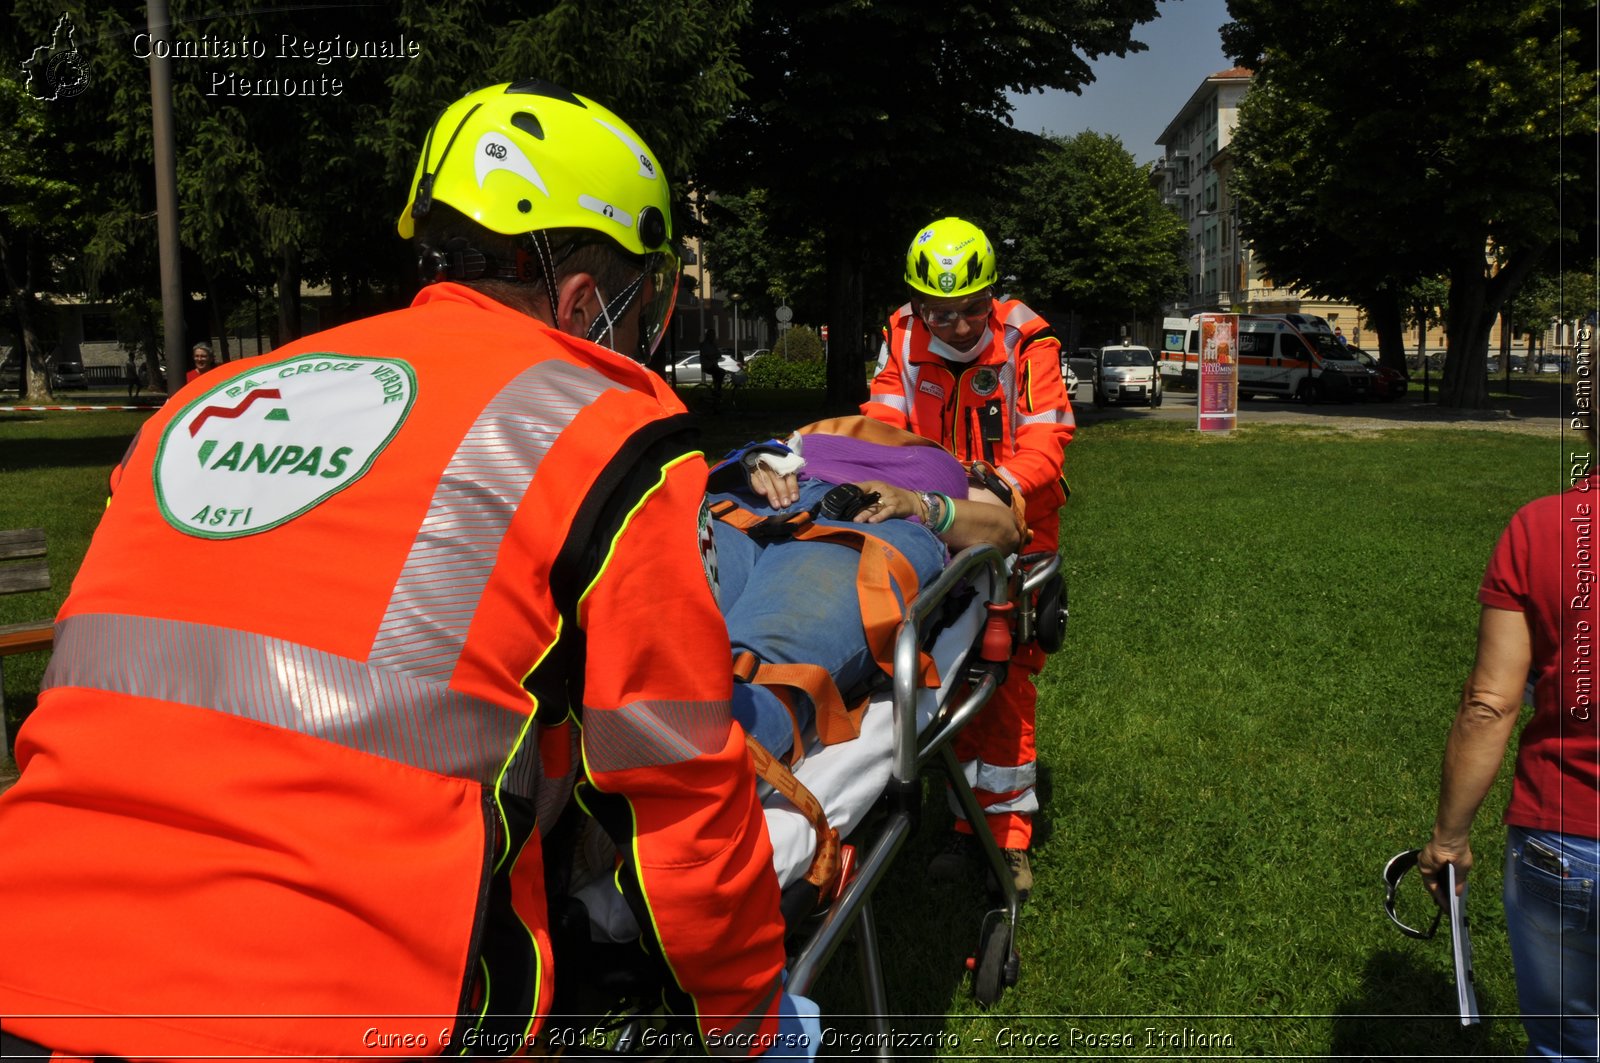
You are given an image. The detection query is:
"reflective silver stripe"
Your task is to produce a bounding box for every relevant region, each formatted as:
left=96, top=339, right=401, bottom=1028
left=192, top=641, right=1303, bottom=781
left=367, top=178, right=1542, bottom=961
left=997, top=357, right=1020, bottom=439
left=898, top=319, right=919, bottom=412
left=1019, top=408, right=1066, bottom=426
left=866, top=392, right=909, bottom=415
left=960, top=756, right=1037, bottom=793
left=1002, top=302, right=1039, bottom=329
left=582, top=697, right=732, bottom=774
left=947, top=785, right=1039, bottom=820
left=369, top=361, right=625, bottom=679
left=44, top=613, right=540, bottom=792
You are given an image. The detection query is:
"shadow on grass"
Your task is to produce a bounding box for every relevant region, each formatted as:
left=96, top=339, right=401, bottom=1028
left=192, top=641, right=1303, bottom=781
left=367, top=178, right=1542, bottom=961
left=0, top=430, right=139, bottom=472
left=1329, top=948, right=1515, bottom=1059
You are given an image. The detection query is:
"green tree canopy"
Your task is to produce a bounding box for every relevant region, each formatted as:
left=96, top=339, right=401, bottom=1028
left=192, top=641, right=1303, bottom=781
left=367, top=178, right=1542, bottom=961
left=1224, top=0, right=1598, bottom=407
left=992, top=131, right=1185, bottom=340
left=701, top=0, right=1165, bottom=407
left=0, top=69, right=84, bottom=399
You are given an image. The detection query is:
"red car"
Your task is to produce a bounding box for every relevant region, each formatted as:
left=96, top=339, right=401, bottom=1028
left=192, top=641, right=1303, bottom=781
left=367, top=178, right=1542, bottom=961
left=1350, top=347, right=1407, bottom=400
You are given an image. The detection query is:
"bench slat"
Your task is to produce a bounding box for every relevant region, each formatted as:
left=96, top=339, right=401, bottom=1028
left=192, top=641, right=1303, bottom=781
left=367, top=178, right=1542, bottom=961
left=0, top=622, right=53, bottom=656
left=0, top=560, right=50, bottom=596
left=0, top=528, right=46, bottom=563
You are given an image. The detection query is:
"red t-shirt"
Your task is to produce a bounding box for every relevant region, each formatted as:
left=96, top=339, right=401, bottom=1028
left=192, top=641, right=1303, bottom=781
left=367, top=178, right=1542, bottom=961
left=1480, top=475, right=1600, bottom=838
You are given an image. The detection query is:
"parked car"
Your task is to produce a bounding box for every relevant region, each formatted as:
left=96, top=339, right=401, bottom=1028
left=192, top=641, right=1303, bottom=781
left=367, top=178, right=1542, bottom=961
left=671, top=352, right=740, bottom=386
left=1093, top=344, right=1161, bottom=408
left=1062, top=362, right=1080, bottom=402
left=49, top=359, right=88, bottom=390
left=1349, top=347, right=1406, bottom=401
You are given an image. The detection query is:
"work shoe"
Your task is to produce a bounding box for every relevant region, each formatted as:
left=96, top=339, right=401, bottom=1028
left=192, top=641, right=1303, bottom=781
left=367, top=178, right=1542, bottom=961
left=926, top=832, right=977, bottom=883
left=987, top=848, right=1033, bottom=902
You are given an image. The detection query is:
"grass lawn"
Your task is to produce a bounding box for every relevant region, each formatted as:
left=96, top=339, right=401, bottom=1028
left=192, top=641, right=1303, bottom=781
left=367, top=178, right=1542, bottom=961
left=805, top=419, right=1562, bottom=1059
left=0, top=403, right=1573, bottom=1058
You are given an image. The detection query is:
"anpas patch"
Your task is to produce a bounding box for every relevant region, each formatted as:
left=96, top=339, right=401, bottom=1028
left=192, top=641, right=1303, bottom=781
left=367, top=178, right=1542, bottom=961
left=154, top=353, right=416, bottom=538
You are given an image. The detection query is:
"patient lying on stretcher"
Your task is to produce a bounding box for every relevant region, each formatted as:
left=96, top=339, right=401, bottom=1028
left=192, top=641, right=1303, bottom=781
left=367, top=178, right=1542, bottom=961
left=709, top=416, right=1024, bottom=762
left=566, top=418, right=1026, bottom=941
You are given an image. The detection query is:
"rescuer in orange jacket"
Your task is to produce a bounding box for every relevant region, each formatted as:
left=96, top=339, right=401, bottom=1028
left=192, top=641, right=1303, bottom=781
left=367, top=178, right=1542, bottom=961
left=0, top=82, right=816, bottom=1061
left=862, top=217, right=1074, bottom=899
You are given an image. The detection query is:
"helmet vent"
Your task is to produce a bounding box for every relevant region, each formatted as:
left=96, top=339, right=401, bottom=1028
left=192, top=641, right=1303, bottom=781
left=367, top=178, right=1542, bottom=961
left=506, top=79, right=585, bottom=106
left=510, top=111, right=545, bottom=140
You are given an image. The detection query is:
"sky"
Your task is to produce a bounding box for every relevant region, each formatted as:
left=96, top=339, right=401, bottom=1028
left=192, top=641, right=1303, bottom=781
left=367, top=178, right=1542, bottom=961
left=1006, top=0, right=1234, bottom=165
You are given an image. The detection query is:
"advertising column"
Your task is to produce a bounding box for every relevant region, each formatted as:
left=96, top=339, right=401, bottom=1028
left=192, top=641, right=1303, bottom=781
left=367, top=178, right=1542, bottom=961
left=1197, top=313, right=1239, bottom=433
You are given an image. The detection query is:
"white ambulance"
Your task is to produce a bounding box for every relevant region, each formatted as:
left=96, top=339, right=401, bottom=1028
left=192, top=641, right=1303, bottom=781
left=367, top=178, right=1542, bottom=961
left=1158, top=313, right=1374, bottom=402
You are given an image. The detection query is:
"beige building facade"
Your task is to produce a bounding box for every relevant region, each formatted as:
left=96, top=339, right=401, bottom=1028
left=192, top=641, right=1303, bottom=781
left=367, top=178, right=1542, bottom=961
left=1149, top=67, right=1547, bottom=360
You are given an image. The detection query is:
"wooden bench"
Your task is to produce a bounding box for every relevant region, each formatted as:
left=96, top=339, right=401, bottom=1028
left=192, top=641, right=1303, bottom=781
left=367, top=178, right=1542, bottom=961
left=0, top=528, right=55, bottom=758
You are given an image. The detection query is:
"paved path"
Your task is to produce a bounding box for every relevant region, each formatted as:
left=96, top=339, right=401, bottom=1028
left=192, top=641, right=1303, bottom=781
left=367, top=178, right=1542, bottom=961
left=1074, top=385, right=1571, bottom=437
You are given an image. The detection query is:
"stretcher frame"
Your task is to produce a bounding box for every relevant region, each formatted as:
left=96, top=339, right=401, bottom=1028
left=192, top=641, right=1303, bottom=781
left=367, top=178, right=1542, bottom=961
left=571, top=544, right=1062, bottom=1059
left=784, top=547, right=1059, bottom=1038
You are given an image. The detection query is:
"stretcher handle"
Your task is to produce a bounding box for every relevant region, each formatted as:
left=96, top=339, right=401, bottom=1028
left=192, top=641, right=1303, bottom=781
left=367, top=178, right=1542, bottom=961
left=891, top=544, right=1010, bottom=784
left=1017, top=550, right=1060, bottom=597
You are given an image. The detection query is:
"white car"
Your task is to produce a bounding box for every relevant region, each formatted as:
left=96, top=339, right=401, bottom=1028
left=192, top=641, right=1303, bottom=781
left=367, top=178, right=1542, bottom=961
left=672, top=353, right=740, bottom=386
left=1061, top=361, right=1081, bottom=401
left=1093, top=345, right=1162, bottom=408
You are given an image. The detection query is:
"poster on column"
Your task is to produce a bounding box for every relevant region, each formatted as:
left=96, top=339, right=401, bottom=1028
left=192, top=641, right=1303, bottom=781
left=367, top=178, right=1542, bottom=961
left=1197, top=314, right=1239, bottom=433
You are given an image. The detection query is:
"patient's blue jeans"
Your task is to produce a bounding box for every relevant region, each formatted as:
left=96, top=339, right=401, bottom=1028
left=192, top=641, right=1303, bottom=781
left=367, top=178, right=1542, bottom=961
left=1504, top=826, right=1600, bottom=1059
left=711, top=480, right=946, bottom=760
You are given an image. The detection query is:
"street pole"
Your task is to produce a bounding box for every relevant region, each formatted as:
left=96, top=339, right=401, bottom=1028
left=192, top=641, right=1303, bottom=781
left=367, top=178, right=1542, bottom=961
left=147, top=0, right=185, bottom=397
left=732, top=294, right=740, bottom=361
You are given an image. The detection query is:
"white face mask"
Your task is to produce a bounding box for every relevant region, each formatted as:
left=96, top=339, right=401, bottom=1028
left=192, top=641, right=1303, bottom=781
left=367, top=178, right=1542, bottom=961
left=928, top=327, right=991, bottom=363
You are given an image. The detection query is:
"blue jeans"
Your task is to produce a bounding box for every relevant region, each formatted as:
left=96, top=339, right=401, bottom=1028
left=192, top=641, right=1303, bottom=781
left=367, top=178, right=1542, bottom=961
left=1505, top=826, right=1600, bottom=1060
left=711, top=481, right=947, bottom=760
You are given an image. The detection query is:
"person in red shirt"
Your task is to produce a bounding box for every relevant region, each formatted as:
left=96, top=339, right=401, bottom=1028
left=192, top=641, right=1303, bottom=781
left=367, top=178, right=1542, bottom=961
left=1421, top=409, right=1600, bottom=1058
left=862, top=217, right=1074, bottom=898
left=0, top=81, right=813, bottom=1061
left=184, top=342, right=213, bottom=383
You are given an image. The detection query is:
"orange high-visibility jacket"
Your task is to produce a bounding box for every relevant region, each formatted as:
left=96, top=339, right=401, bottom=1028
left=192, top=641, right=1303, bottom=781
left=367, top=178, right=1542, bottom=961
left=0, top=284, right=785, bottom=1060
left=863, top=299, right=1074, bottom=518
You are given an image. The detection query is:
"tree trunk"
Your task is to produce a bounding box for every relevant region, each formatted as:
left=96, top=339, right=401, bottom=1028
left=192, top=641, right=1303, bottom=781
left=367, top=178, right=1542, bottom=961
left=824, top=224, right=866, bottom=412
left=209, top=290, right=231, bottom=364
left=1499, top=306, right=1513, bottom=392
left=275, top=245, right=302, bottom=345
left=1439, top=245, right=1545, bottom=408
left=0, top=227, right=52, bottom=402
left=1439, top=256, right=1489, bottom=408
left=1366, top=290, right=1407, bottom=373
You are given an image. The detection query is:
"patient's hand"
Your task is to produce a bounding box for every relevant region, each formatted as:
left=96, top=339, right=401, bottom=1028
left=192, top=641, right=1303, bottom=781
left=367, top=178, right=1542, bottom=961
left=850, top=481, right=920, bottom=523
left=748, top=465, right=799, bottom=508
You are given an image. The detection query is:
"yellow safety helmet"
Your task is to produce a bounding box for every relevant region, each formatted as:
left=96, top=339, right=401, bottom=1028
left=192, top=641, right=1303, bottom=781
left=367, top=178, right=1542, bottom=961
left=397, top=80, right=679, bottom=357
left=398, top=80, right=673, bottom=255
left=904, top=217, right=998, bottom=299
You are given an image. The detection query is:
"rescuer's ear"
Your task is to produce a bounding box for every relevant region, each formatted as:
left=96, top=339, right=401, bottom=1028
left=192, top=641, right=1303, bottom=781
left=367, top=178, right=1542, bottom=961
left=554, top=272, right=601, bottom=339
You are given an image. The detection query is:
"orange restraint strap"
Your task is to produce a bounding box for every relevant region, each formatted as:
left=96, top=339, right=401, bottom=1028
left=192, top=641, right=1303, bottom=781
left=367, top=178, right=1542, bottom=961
left=745, top=734, right=841, bottom=900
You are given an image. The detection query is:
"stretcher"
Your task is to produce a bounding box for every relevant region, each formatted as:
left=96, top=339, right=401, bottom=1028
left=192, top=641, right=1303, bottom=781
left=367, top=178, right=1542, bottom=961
left=553, top=544, right=1066, bottom=1059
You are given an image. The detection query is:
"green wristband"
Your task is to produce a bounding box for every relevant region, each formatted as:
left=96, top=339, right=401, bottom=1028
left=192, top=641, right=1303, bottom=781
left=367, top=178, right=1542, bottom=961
left=933, top=492, right=956, bottom=535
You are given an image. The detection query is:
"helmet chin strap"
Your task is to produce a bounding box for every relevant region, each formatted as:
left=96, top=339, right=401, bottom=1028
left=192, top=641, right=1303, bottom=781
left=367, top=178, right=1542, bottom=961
left=585, top=271, right=648, bottom=358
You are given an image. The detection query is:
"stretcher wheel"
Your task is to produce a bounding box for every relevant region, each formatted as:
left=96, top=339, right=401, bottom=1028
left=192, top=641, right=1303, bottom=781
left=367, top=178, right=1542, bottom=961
left=1033, top=572, right=1067, bottom=654
left=971, top=916, right=1019, bottom=1007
